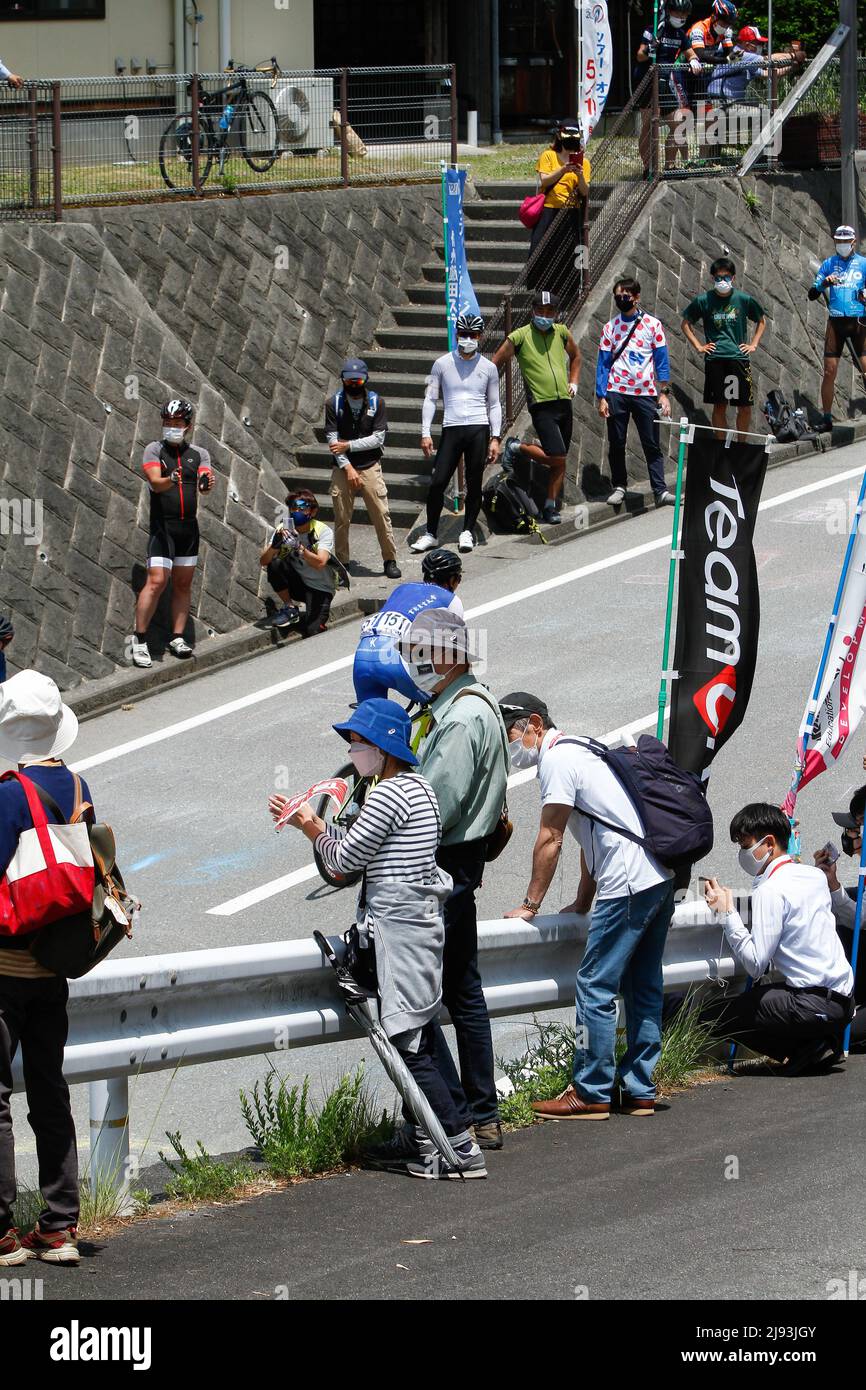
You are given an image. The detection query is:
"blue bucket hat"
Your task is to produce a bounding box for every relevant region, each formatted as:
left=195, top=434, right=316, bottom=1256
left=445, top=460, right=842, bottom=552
left=333, top=697, right=418, bottom=766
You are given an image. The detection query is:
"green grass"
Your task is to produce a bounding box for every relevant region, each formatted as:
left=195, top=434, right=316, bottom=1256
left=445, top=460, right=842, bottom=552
left=240, top=1065, right=393, bottom=1180
left=159, top=1131, right=255, bottom=1202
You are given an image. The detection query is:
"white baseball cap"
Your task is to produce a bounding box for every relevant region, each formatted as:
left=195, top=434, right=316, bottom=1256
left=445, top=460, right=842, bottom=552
left=0, top=669, right=79, bottom=764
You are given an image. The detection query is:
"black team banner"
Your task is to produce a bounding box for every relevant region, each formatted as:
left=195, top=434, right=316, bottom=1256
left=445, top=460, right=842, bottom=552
left=669, top=437, right=769, bottom=780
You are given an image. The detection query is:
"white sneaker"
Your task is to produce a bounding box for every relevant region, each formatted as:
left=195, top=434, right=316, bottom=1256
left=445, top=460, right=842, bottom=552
left=130, top=637, right=151, bottom=669
left=654, top=490, right=676, bottom=508
left=458, top=530, right=474, bottom=552
left=410, top=531, right=438, bottom=553
left=606, top=486, right=626, bottom=506
left=168, top=636, right=193, bottom=658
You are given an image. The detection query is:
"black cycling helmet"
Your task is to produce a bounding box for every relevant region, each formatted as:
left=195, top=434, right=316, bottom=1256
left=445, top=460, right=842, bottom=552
left=161, top=398, right=194, bottom=423
left=456, top=311, right=484, bottom=335
left=421, top=548, right=463, bottom=585
left=668, top=0, right=692, bottom=13
left=0, top=615, right=14, bottom=643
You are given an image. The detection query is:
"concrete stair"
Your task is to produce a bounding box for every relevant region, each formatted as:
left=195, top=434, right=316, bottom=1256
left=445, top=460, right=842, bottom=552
left=294, top=179, right=538, bottom=535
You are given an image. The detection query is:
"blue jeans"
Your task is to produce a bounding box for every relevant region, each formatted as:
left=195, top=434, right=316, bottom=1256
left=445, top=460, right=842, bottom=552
left=606, top=393, right=667, bottom=497
left=573, top=877, right=675, bottom=1103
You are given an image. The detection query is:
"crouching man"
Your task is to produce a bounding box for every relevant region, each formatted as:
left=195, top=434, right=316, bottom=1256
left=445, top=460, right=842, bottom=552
left=703, top=803, right=854, bottom=1074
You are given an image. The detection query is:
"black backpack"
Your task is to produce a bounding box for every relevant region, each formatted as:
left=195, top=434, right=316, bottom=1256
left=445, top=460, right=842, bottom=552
left=557, top=735, right=714, bottom=872
left=763, top=390, right=813, bottom=444
left=481, top=471, right=541, bottom=536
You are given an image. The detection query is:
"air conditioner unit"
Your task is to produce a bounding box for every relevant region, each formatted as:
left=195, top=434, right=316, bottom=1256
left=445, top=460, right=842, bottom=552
left=272, top=76, right=335, bottom=153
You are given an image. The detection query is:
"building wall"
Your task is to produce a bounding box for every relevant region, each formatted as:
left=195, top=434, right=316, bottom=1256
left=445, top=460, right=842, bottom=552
left=0, top=0, right=314, bottom=79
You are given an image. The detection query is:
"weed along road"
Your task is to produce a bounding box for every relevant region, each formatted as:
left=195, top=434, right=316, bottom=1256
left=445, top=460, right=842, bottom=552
left=10, top=444, right=866, bottom=1190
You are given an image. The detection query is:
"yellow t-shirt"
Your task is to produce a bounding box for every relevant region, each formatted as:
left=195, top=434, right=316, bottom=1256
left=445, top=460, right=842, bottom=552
left=537, top=147, right=592, bottom=209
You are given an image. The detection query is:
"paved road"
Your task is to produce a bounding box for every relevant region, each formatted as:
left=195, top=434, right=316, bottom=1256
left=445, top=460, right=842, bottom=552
left=29, top=1056, right=866, bottom=1302
left=9, top=440, right=866, bottom=1177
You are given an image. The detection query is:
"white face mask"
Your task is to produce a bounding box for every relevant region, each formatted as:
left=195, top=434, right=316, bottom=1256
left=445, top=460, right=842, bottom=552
left=508, top=726, right=540, bottom=771
left=713, top=278, right=734, bottom=296
left=162, top=426, right=187, bottom=445
left=835, top=242, right=854, bottom=259
left=713, top=23, right=728, bottom=37
left=737, top=838, right=772, bottom=878
left=457, top=337, right=480, bottom=354
left=669, top=14, right=687, bottom=27
left=402, top=655, right=444, bottom=696
left=349, top=743, right=385, bottom=778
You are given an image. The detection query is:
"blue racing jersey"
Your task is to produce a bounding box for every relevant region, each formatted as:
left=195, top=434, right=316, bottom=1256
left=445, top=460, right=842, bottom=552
left=358, top=582, right=463, bottom=643
left=812, top=253, right=866, bottom=318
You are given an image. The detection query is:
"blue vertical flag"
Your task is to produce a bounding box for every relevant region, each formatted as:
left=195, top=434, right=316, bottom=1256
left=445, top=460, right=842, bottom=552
left=442, top=167, right=481, bottom=350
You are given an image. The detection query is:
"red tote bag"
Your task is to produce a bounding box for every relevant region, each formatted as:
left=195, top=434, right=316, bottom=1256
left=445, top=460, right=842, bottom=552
left=0, top=772, right=94, bottom=937
left=518, top=192, right=546, bottom=229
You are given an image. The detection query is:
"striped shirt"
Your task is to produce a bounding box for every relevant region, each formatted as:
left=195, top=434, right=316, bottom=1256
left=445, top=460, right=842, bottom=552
left=315, top=773, right=441, bottom=884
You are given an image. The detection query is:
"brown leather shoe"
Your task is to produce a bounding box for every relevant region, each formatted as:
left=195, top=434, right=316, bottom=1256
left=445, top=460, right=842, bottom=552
left=613, top=1091, right=656, bottom=1116
left=532, top=1086, right=610, bottom=1120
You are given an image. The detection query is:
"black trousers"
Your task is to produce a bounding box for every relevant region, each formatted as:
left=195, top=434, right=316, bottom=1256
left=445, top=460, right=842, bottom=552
left=396, top=1022, right=466, bottom=1136
left=701, top=981, right=854, bottom=1063
left=0, top=974, right=79, bottom=1235
left=606, top=393, right=666, bottom=496
left=426, top=424, right=489, bottom=536
left=429, top=840, right=499, bottom=1127
left=266, top=558, right=333, bottom=638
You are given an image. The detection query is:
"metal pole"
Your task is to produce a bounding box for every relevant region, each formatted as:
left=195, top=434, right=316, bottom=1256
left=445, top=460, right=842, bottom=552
left=843, top=833, right=865, bottom=1055
left=190, top=71, right=201, bottom=196
left=339, top=68, right=349, bottom=188
left=89, top=1077, right=131, bottom=1202
left=651, top=62, right=660, bottom=183
left=218, top=0, right=231, bottom=71
left=504, top=294, right=514, bottom=425
left=840, top=0, right=858, bottom=230
left=28, top=85, right=38, bottom=209
left=51, top=81, right=62, bottom=222
left=657, top=416, right=688, bottom=739
left=450, top=61, right=458, bottom=165
left=491, top=0, right=502, bottom=145
left=767, top=0, right=773, bottom=115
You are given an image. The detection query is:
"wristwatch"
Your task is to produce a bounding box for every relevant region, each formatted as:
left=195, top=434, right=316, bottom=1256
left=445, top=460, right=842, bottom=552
left=522, top=896, right=542, bottom=914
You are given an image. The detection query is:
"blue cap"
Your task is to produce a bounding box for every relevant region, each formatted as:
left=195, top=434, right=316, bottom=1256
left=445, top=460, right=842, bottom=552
left=333, top=697, right=418, bottom=766
left=341, top=357, right=369, bottom=380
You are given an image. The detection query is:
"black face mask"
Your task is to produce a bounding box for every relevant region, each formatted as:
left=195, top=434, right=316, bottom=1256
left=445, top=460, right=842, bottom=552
left=842, top=830, right=861, bottom=857
left=344, top=383, right=366, bottom=398
left=615, top=295, right=635, bottom=313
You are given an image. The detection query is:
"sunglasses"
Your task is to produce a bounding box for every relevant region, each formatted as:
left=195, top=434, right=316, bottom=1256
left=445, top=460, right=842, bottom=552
left=289, top=500, right=313, bottom=511
left=343, top=378, right=367, bottom=388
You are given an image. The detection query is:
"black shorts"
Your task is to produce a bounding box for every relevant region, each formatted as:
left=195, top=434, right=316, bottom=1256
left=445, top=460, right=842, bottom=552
left=825, top=317, right=866, bottom=359
left=147, top=521, right=199, bottom=570
left=528, top=398, right=574, bottom=458
left=703, top=357, right=754, bottom=407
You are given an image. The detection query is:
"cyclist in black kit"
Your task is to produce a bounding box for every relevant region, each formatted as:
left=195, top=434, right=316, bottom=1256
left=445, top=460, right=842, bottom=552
left=131, top=399, right=214, bottom=669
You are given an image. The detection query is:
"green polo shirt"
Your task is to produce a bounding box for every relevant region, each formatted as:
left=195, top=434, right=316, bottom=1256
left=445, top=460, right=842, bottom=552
left=508, top=322, right=571, bottom=404
left=416, top=673, right=509, bottom=847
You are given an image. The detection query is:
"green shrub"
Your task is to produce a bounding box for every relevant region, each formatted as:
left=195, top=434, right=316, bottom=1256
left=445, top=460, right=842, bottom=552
left=159, top=1132, right=254, bottom=1202
left=240, top=1065, right=392, bottom=1179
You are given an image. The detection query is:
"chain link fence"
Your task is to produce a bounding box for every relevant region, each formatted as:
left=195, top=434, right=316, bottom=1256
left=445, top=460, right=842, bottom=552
left=0, top=64, right=456, bottom=215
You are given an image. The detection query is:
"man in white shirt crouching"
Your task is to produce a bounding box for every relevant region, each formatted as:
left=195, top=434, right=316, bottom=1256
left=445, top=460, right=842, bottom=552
left=501, top=692, right=675, bottom=1120
left=704, top=802, right=854, bottom=1075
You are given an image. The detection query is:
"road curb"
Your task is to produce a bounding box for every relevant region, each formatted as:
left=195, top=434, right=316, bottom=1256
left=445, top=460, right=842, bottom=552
left=66, top=420, right=865, bottom=722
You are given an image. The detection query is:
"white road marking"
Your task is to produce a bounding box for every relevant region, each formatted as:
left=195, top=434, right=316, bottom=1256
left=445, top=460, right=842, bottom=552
left=207, top=708, right=668, bottom=916
left=72, top=459, right=864, bottom=780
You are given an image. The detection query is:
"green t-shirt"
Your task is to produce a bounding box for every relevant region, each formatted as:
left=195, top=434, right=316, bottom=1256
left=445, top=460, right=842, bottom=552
left=508, top=322, right=570, bottom=403
left=682, top=289, right=764, bottom=360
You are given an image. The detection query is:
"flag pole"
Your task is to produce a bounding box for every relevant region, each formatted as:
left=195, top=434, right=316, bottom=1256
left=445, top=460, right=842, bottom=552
left=843, top=834, right=866, bottom=1055
left=657, top=415, right=689, bottom=739
left=786, top=464, right=866, bottom=814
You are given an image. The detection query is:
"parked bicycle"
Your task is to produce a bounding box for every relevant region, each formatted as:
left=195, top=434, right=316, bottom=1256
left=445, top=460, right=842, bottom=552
left=313, top=701, right=431, bottom=889
left=158, top=57, right=282, bottom=190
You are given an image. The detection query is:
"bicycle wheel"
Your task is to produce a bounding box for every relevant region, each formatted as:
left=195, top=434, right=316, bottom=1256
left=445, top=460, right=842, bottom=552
left=241, top=91, right=280, bottom=172
left=158, top=113, right=215, bottom=191
left=312, top=762, right=372, bottom=889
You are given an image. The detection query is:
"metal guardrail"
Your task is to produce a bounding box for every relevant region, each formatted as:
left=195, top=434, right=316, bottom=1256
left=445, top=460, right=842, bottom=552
left=0, top=64, right=457, bottom=216
left=11, top=900, right=743, bottom=1191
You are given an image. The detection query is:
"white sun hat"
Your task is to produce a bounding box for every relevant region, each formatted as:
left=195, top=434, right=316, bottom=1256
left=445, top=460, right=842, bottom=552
left=0, top=669, right=79, bottom=764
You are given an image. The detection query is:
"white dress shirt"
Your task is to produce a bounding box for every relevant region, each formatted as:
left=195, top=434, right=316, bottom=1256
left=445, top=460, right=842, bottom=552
left=537, top=731, right=671, bottom=900
left=722, top=857, right=854, bottom=993
left=830, top=885, right=859, bottom=932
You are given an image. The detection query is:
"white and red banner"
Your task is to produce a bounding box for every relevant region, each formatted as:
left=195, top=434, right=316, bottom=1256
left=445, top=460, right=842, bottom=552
left=577, top=1, right=612, bottom=143
left=783, top=532, right=866, bottom=814
left=274, top=778, right=349, bottom=831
